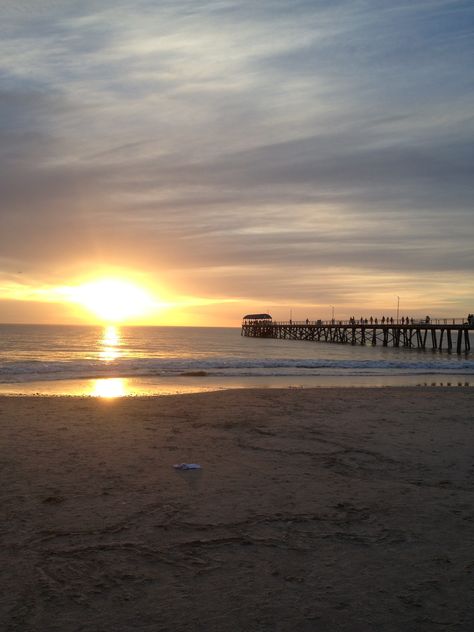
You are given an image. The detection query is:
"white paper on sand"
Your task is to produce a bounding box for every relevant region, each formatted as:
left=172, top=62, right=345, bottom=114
left=173, top=463, right=202, bottom=470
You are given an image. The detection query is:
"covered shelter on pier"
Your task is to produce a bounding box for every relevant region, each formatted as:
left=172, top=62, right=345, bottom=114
left=242, top=313, right=272, bottom=321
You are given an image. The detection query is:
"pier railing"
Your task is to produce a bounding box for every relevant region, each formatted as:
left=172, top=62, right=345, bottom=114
left=257, top=318, right=468, bottom=326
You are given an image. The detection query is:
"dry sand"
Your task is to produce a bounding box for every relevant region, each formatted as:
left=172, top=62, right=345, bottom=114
left=0, top=387, right=473, bottom=631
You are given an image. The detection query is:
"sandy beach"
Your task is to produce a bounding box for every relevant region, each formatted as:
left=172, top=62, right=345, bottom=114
left=1, top=387, right=473, bottom=631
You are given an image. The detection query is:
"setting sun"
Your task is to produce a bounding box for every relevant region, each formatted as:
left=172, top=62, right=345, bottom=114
left=70, top=279, right=156, bottom=322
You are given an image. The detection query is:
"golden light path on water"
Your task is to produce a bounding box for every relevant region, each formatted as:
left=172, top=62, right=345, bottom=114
left=99, top=324, right=121, bottom=362
left=92, top=324, right=218, bottom=398
left=92, top=325, right=126, bottom=397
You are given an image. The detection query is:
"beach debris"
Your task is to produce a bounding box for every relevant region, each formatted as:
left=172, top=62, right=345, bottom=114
left=173, top=463, right=202, bottom=470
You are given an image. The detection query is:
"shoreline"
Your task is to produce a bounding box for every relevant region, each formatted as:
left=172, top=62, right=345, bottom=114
left=0, top=371, right=473, bottom=397
left=0, top=383, right=473, bottom=400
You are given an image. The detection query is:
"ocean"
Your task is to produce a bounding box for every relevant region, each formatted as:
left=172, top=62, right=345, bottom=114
left=0, top=324, right=473, bottom=396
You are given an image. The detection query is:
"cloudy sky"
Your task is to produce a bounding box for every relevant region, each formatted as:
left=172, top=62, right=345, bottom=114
left=0, top=0, right=473, bottom=324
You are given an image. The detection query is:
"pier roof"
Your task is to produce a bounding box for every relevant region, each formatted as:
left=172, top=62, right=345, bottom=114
left=243, top=313, right=272, bottom=320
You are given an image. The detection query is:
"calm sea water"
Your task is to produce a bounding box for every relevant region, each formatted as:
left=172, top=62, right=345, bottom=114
left=0, top=324, right=473, bottom=395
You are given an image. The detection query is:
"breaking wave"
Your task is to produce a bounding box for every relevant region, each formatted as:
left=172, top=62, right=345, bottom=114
left=1, top=356, right=474, bottom=383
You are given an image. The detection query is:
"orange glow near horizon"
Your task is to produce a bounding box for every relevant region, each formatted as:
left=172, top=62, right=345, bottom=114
left=0, top=273, right=243, bottom=325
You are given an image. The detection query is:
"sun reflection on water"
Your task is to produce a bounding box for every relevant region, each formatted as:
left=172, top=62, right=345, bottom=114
left=99, top=325, right=121, bottom=362
left=91, top=377, right=128, bottom=398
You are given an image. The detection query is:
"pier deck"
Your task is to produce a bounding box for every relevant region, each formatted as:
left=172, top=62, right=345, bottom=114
left=241, top=319, right=473, bottom=353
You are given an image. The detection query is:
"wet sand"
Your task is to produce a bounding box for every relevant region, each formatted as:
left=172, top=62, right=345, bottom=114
left=1, top=388, right=473, bottom=631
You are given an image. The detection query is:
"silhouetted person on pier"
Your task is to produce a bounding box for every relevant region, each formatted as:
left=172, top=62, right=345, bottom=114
left=411, top=317, right=414, bottom=324
left=306, top=318, right=309, bottom=325
left=401, top=317, right=405, bottom=324
left=370, top=317, right=373, bottom=324
left=382, top=316, right=385, bottom=324
left=375, top=318, right=378, bottom=324
left=425, top=315, right=430, bottom=324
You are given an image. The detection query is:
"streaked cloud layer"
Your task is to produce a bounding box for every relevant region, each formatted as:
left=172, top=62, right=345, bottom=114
left=1, top=0, right=473, bottom=322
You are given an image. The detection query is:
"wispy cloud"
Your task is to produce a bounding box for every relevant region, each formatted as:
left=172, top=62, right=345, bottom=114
left=0, top=0, right=473, bottom=320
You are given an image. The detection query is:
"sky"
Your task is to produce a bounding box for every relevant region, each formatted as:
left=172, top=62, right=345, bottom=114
left=0, top=0, right=473, bottom=325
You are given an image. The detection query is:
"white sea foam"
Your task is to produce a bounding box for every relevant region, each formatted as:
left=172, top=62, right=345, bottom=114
left=0, top=356, right=473, bottom=383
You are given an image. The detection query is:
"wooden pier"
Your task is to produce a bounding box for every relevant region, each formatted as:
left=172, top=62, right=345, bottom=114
left=241, top=317, right=473, bottom=353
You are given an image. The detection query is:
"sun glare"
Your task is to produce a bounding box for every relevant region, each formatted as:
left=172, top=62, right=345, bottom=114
left=91, top=378, right=128, bottom=398
left=71, top=279, right=155, bottom=323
